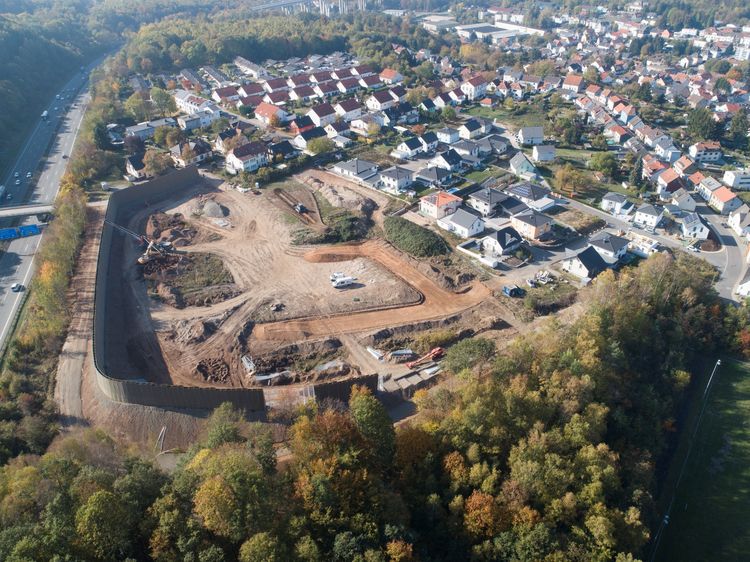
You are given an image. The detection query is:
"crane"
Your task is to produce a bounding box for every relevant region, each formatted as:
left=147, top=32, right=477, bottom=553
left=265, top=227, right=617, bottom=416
left=406, top=347, right=444, bottom=370
left=105, top=219, right=167, bottom=264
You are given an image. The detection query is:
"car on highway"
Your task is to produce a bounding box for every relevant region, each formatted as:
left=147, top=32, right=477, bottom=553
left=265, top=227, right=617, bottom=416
left=6, top=194, right=12, bottom=200
left=25, top=172, right=31, bottom=178
left=10, top=283, right=23, bottom=293
left=13, top=172, right=19, bottom=178
left=14, top=180, right=20, bottom=185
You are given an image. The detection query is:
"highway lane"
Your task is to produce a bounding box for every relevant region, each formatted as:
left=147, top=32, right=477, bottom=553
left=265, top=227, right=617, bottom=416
left=0, top=60, right=99, bottom=350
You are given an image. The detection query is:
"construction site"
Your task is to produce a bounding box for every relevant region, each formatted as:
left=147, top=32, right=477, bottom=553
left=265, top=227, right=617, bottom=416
left=93, top=167, right=512, bottom=414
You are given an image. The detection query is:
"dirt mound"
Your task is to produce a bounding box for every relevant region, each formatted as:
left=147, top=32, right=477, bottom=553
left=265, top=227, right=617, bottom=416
left=147, top=213, right=197, bottom=246
left=319, top=185, right=375, bottom=214
left=202, top=200, right=226, bottom=219
left=251, top=338, right=342, bottom=374
left=196, top=358, right=230, bottom=383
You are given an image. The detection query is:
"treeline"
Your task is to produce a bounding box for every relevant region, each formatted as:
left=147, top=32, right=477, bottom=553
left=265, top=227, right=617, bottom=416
left=122, top=13, right=456, bottom=77
left=3, top=252, right=747, bottom=560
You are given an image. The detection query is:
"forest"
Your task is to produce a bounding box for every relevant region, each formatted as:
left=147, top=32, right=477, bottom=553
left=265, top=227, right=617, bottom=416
left=3, top=252, right=748, bottom=561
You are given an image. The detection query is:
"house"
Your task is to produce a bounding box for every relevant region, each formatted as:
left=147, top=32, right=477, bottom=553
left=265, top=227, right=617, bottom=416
left=680, top=212, right=710, bottom=240
left=588, top=232, right=629, bottom=262
left=697, top=176, right=723, bottom=201
left=177, top=108, right=221, bottom=131
left=332, top=159, right=379, bottom=183
left=532, top=145, right=556, bottom=162
left=431, top=149, right=463, bottom=172
left=452, top=140, right=479, bottom=157
left=437, top=207, right=485, bottom=238
left=380, top=68, right=404, bottom=85
left=289, top=85, right=317, bottom=103
left=254, top=102, right=289, bottom=126
left=392, top=136, right=424, bottom=159
left=169, top=139, right=212, bottom=168
left=506, top=182, right=555, bottom=212
left=562, top=74, right=585, bottom=93
left=481, top=227, right=523, bottom=256
left=293, top=127, right=327, bottom=150
left=225, top=141, right=269, bottom=174
left=600, top=192, right=630, bottom=215
left=517, top=126, right=544, bottom=146
left=334, top=99, right=362, bottom=122
left=174, top=90, right=214, bottom=114
left=268, top=140, right=299, bottom=162
left=313, top=81, right=339, bottom=99
left=325, top=121, right=350, bottom=138
left=238, top=83, right=265, bottom=98
left=510, top=209, right=552, bottom=240
left=459, top=118, right=489, bottom=140
left=509, top=152, right=537, bottom=177
left=262, top=77, right=289, bottom=92
left=307, top=103, right=337, bottom=127
left=436, top=127, right=460, bottom=144
left=366, top=90, right=396, bottom=111
left=419, top=132, right=439, bottom=152
left=211, top=86, right=239, bottom=103
left=350, top=115, right=381, bottom=137
left=234, top=57, right=268, bottom=79
left=728, top=204, right=750, bottom=238
left=125, top=118, right=176, bottom=140
left=689, top=141, right=722, bottom=163
left=673, top=155, right=697, bottom=177
left=415, top=166, right=453, bottom=188
left=263, top=90, right=290, bottom=106
left=671, top=188, right=697, bottom=212
left=460, top=76, right=488, bottom=101
left=337, top=77, right=361, bottom=94
left=709, top=186, right=742, bottom=215
left=419, top=99, right=438, bottom=113
left=214, top=127, right=248, bottom=155
left=723, top=169, right=750, bottom=190
left=654, top=141, right=682, bottom=164
left=633, top=203, right=664, bottom=229
left=467, top=187, right=508, bottom=217
left=125, top=153, right=146, bottom=179
left=289, top=115, right=316, bottom=135
left=379, top=166, right=413, bottom=193
left=562, top=246, right=608, bottom=280
left=420, top=191, right=463, bottom=219
left=736, top=270, right=750, bottom=298
left=656, top=168, right=685, bottom=196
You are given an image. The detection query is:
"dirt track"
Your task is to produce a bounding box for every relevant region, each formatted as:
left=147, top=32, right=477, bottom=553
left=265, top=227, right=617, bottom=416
left=252, top=240, right=490, bottom=342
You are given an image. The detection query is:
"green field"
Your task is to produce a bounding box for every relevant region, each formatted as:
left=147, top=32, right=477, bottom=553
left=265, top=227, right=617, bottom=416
left=655, top=359, right=750, bottom=562
left=465, top=102, right=549, bottom=131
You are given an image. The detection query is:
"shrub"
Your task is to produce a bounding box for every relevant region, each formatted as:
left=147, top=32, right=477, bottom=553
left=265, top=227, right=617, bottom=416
left=383, top=216, right=449, bottom=258
left=413, top=329, right=458, bottom=354
left=443, top=338, right=496, bottom=374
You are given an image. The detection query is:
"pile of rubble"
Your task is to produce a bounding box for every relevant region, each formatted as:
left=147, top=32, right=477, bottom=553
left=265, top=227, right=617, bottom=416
left=196, top=358, right=230, bottom=383
left=147, top=212, right=196, bottom=247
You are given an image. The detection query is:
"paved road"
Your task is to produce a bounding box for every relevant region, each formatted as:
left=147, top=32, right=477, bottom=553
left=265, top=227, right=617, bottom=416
left=0, top=60, right=100, bottom=350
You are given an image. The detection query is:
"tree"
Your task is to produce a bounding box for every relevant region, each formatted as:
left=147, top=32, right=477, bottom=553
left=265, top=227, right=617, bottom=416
left=728, top=108, right=749, bottom=151
left=268, top=114, right=282, bottom=129
left=367, top=121, right=382, bottom=138
left=441, top=106, right=456, bottom=121
left=350, top=386, right=396, bottom=467
left=714, top=77, right=731, bottom=94
left=153, top=126, right=170, bottom=147
left=143, top=149, right=172, bottom=176
left=307, top=137, right=334, bottom=155
left=239, top=532, right=285, bottom=562
left=629, top=158, right=643, bottom=189
left=166, top=128, right=186, bottom=148
left=75, top=491, right=130, bottom=560
left=584, top=67, right=599, bottom=83
left=687, top=108, right=720, bottom=141
left=150, top=87, right=176, bottom=115
left=92, top=122, right=110, bottom=150
left=124, top=134, right=145, bottom=154
left=554, top=163, right=588, bottom=195
left=443, top=338, right=496, bottom=375
left=589, top=152, right=619, bottom=179
left=124, top=92, right=151, bottom=122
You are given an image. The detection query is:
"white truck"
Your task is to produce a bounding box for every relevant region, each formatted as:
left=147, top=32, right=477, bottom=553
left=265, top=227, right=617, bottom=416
left=331, top=276, right=355, bottom=289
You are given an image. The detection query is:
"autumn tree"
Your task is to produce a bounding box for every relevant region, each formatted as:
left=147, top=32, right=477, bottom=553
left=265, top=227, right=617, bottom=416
left=75, top=491, right=131, bottom=560
left=307, top=136, right=334, bottom=155
left=143, top=149, right=172, bottom=176
left=555, top=163, right=588, bottom=196
left=589, top=152, right=619, bottom=179
left=150, top=87, right=177, bottom=115
left=124, top=92, right=152, bottom=122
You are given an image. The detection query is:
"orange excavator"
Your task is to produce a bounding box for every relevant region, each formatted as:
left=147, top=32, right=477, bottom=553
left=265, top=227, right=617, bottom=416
left=406, top=347, right=444, bottom=369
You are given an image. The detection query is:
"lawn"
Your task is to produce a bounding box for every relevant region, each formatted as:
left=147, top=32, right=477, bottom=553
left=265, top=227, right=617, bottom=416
left=655, top=359, right=750, bottom=562
left=464, top=102, right=549, bottom=131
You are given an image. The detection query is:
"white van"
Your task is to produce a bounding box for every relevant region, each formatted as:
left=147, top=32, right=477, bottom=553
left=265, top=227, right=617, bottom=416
left=331, top=276, right=355, bottom=288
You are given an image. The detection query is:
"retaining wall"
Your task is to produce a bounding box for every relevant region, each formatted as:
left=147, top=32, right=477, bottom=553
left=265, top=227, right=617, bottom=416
left=93, top=167, right=378, bottom=413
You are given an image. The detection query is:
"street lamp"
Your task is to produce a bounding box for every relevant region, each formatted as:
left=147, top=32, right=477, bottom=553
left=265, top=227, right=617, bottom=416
left=703, top=359, right=721, bottom=400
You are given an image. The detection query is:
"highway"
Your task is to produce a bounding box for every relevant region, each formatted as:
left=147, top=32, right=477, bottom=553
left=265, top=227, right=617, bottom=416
left=0, top=60, right=99, bottom=350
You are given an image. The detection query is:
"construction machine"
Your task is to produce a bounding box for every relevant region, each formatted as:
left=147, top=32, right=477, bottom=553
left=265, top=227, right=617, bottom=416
left=105, top=220, right=168, bottom=264
left=406, top=347, right=444, bottom=369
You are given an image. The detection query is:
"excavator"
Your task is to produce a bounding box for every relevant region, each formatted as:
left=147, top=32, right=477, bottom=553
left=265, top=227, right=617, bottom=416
left=105, top=220, right=168, bottom=264
left=406, top=347, right=444, bottom=370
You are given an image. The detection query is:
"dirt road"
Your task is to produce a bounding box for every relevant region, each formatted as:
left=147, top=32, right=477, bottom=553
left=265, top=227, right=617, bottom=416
left=54, top=203, right=105, bottom=426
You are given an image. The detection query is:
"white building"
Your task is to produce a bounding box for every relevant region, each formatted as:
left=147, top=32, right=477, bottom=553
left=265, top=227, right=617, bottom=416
left=633, top=204, right=663, bottom=229
left=689, top=141, right=722, bottom=163
left=437, top=207, right=484, bottom=238
left=723, top=169, right=750, bottom=190
left=225, top=141, right=269, bottom=174
left=680, top=212, right=710, bottom=240
left=379, top=166, right=413, bottom=194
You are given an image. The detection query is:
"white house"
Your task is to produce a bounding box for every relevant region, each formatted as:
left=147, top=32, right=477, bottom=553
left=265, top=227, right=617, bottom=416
left=509, top=152, right=536, bottom=177
left=225, top=141, right=269, bottom=174
left=689, top=141, right=722, bottom=163
left=600, top=192, right=630, bottom=215
left=531, top=145, right=556, bottom=162
left=307, top=103, right=337, bottom=127
left=436, top=127, right=459, bottom=144
left=588, top=232, right=629, bottom=262
left=460, top=76, right=488, bottom=101
left=633, top=203, right=664, bottom=229
left=420, top=191, right=463, bottom=219
left=392, top=137, right=424, bottom=159
left=437, top=207, right=484, bottom=238
left=670, top=188, right=696, bottom=212
left=459, top=118, right=490, bottom=140
left=334, top=99, right=362, bottom=122
left=516, top=126, right=544, bottom=146
left=332, top=158, right=379, bottom=183
left=723, top=169, right=750, bottom=190
left=709, top=186, right=742, bottom=215
left=366, top=90, right=396, bottom=111
left=467, top=187, right=508, bottom=216
left=680, top=212, right=710, bottom=240
left=431, top=149, right=463, bottom=172
left=480, top=227, right=522, bottom=256
left=562, top=246, right=608, bottom=280
left=379, top=166, right=413, bottom=193
left=728, top=204, right=750, bottom=239
left=697, top=176, right=723, bottom=201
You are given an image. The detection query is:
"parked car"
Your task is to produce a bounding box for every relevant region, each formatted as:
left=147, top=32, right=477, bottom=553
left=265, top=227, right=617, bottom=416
left=502, top=285, right=526, bottom=298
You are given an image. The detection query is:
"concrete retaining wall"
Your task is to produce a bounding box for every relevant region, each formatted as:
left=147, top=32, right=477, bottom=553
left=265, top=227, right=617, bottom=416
left=93, top=168, right=377, bottom=413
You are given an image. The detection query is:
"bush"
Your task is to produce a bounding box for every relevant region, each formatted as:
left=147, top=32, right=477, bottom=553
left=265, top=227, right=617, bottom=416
left=413, top=329, right=458, bottom=354
left=383, top=216, right=449, bottom=258
left=443, top=338, right=496, bottom=374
